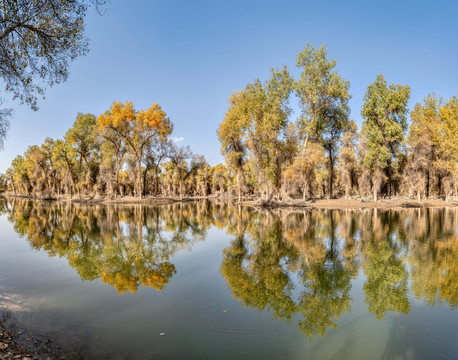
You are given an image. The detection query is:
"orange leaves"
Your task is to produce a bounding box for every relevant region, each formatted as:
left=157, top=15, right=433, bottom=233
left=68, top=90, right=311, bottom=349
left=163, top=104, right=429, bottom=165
left=97, top=101, right=172, bottom=136
left=96, top=101, right=135, bottom=128
left=96, top=100, right=173, bottom=197
left=112, top=101, right=135, bottom=126
left=137, top=103, right=172, bottom=136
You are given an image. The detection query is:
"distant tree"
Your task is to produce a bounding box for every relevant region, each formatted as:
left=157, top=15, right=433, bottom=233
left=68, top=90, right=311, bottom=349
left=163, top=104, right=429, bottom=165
left=406, top=94, right=441, bottom=199
left=11, top=155, right=30, bottom=194
left=219, top=67, right=294, bottom=201
left=40, top=137, right=57, bottom=193
left=437, top=97, right=458, bottom=200
left=295, top=42, right=351, bottom=198
left=98, top=101, right=173, bottom=198
left=52, top=139, right=79, bottom=197
left=65, top=113, right=100, bottom=193
left=66, top=113, right=99, bottom=166
left=211, top=164, right=230, bottom=194
left=168, top=144, right=204, bottom=199
left=0, top=172, right=7, bottom=191
left=143, top=139, right=173, bottom=196
left=23, top=144, right=47, bottom=194
left=218, top=90, right=248, bottom=202
left=130, top=104, right=173, bottom=197
left=248, top=67, right=294, bottom=200
left=97, top=106, right=129, bottom=197
left=338, top=120, right=359, bottom=198
left=361, top=74, right=410, bottom=201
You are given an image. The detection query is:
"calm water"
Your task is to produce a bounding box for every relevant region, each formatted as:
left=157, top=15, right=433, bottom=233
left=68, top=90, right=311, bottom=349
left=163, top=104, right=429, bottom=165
left=0, top=198, right=457, bottom=359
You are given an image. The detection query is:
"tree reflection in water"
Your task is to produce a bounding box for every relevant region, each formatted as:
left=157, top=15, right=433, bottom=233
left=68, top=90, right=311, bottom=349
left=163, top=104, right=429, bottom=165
left=1, top=198, right=457, bottom=340
left=221, top=206, right=458, bottom=340
left=1, top=199, right=213, bottom=293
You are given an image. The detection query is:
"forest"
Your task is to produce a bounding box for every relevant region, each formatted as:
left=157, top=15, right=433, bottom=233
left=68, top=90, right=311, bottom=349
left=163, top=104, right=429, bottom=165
left=1, top=43, right=457, bottom=203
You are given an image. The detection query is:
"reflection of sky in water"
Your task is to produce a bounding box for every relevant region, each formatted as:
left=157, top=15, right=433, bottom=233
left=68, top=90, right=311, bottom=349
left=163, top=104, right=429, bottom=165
left=0, top=292, right=33, bottom=313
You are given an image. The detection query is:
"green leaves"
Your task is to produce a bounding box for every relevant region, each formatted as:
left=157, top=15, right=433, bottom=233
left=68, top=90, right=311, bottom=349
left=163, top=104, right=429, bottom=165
left=360, top=74, right=410, bottom=199
left=218, top=67, right=294, bottom=195
left=0, top=0, right=91, bottom=109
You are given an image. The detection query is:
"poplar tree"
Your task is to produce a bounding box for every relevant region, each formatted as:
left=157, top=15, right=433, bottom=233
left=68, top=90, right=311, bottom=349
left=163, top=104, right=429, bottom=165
left=361, top=74, right=410, bottom=201
left=295, top=42, right=351, bottom=198
left=0, top=0, right=106, bottom=146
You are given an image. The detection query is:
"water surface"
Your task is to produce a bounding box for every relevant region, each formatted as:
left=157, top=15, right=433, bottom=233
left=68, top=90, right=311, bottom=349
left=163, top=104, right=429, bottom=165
left=0, top=198, right=457, bottom=359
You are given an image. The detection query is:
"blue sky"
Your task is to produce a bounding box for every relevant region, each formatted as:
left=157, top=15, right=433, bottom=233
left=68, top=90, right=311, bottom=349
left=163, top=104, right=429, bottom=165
left=1, top=0, right=457, bottom=172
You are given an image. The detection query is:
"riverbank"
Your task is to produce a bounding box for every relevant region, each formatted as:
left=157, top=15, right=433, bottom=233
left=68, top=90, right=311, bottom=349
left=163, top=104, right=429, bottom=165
left=0, top=321, right=35, bottom=360
left=1, top=193, right=457, bottom=210
left=244, top=197, right=458, bottom=210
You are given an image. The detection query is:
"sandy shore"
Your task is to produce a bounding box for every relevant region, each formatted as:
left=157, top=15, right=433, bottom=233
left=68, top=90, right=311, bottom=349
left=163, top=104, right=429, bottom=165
left=1, top=193, right=457, bottom=210
left=241, top=198, right=458, bottom=210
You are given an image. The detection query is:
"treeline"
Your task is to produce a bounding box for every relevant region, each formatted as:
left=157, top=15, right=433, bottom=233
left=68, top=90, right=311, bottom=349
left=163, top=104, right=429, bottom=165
left=217, top=43, right=458, bottom=202
left=1, top=43, right=457, bottom=201
left=1, top=102, right=217, bottom=199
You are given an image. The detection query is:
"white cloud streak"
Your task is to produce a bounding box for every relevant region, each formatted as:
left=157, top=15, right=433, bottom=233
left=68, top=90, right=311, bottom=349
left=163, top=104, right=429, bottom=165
left=171, top=136, right=184, bottom=143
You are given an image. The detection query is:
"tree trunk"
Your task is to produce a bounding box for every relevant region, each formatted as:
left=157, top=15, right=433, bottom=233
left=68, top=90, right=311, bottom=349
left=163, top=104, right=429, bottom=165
left=301, top=133, right=310, bottom=158
left=137, top=162, right=142, bottom=198
left=114, top=157, right=120, bottom=199
left=328, top=149, right=334, bottom=199
left=426, top=171, right=430, bottom=198
left=143, top=169, right=148, bottom=198
left=237, top=168, right=242, bottom=202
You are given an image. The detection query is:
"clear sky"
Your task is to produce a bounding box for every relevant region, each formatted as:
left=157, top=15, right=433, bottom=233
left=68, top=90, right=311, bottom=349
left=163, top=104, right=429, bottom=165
left=1, top=0, right=457, bottom=172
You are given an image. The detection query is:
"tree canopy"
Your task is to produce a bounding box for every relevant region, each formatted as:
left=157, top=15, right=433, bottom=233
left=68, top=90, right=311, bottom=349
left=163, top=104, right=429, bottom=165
left=0, top=0, right=106, bottom=148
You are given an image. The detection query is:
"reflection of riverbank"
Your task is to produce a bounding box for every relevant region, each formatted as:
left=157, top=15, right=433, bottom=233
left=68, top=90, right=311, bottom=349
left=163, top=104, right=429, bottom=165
left=2, top=193, right=458, bottom=210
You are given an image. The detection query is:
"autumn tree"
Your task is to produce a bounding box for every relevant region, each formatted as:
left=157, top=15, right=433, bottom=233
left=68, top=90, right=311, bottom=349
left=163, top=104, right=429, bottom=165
left=97, top=104, right=130, bottom=197
left=247, top=67, right=294, bottom=200
left=0, top=172, right=7, bottom=192
left=40, top=137, right=58, bottom=193
left=143, top=139, right=173, bottom=196
left=219, top=67, right=294, bottom=200
left=66, top=113, right=99, bottom=166
left=437, top=97, right=458, bottom=200
left=218, top=90, right=248, bottom=201
left=211, top=164, right=230, bottom=195
left=130, top=104, right=173, bottom=197
left=295, top=42, right=351, bottom=198
left=361, top=74, right=410, bottom=201
left=10, top=155, right=30, bottom=194
left=23, top=144, right=48, bottom=194
left=406, top=94, right=441, bottom=199
left=168, top=144, right=204, bottom=199
left=98, top=101, right=173, bottom=198
left=66, top=113, right=100, bottom=193
left=52, top=139, right=79, bottom=197
left=338, top=120, right=359, bottom=197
